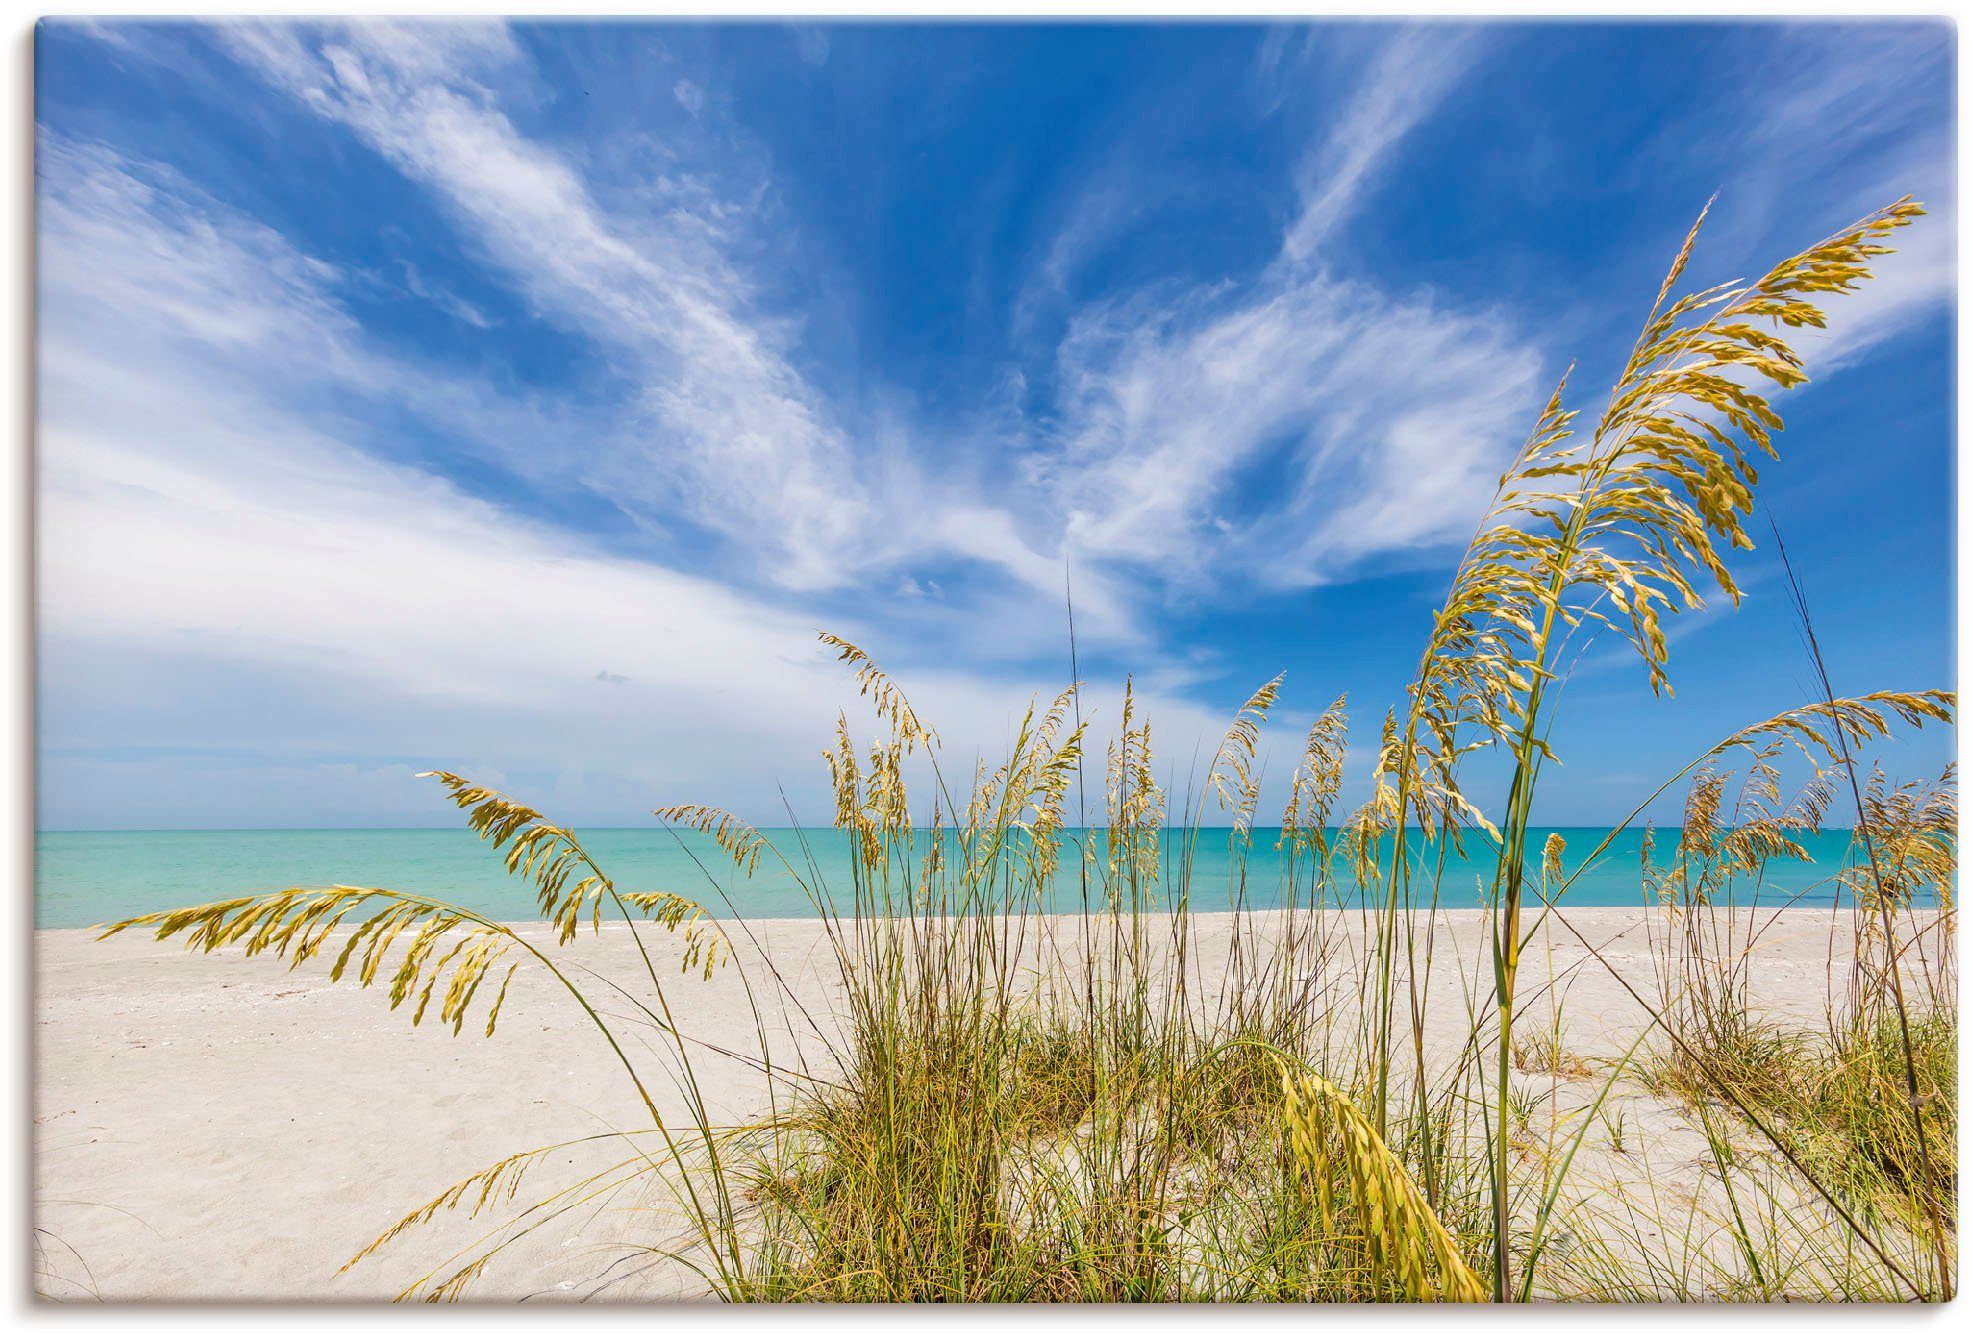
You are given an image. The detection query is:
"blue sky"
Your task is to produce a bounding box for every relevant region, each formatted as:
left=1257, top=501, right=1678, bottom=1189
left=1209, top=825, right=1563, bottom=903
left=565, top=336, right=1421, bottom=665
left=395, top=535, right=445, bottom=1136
left=34, top=18, right=1955, bottom=830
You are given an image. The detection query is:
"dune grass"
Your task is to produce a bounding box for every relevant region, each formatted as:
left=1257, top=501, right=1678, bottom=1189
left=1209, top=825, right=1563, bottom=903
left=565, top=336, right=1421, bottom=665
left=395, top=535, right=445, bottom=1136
left=100, top=195, right=1956, bottom=1302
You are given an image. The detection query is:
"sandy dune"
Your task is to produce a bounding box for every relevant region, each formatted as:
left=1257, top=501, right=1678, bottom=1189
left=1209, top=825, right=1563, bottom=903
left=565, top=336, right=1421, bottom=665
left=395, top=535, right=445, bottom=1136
left=32, top=907, right=1919, bottom=1302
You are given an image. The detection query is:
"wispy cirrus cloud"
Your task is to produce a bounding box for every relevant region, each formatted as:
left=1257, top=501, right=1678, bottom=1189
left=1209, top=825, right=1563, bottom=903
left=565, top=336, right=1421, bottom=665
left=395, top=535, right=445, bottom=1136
left=33, top=18, right=1953, bottom=829
left=1037, top=27, right=1541, bottom=590
left=214, top=19, right=1153, bottom=649
left=36, top=132, right=592, bottom=499
left=34, top=129, right=1233, bottom=826
left=1653, top=20, right=1953, bottom=373
left=63, top=17, right=1548, bottom=656
left=1279, top=26, right=1478, bottom=265
left=1047, top=274, right=1539, bottom=586
left=223, top=18, right=875, bottom=592
left=1766, top=26, right=1955, bottom=373
left=1032, top=18, right=1950, bottom=599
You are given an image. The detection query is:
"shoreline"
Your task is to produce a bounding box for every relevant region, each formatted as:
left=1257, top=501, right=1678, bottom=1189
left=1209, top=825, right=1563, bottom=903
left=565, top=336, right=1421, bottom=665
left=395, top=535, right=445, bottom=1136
left=37, top=896, right=1927, bottom=934
left=34, top=825, right=1899, bottom=934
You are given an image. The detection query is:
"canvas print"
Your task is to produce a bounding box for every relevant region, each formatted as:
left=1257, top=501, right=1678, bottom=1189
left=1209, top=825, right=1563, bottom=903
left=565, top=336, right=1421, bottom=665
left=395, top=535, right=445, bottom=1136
left=31, top=15, right=1957, bottom=1304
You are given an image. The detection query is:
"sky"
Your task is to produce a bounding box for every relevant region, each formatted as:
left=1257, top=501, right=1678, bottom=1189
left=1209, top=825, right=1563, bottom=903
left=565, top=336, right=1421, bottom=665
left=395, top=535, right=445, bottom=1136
left=34, top=17, right=1956, bottom=831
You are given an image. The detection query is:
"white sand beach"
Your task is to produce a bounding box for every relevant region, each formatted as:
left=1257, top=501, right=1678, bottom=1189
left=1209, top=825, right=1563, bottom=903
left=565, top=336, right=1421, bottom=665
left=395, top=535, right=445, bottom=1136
left=32, top=907, right=1922, bottom=1302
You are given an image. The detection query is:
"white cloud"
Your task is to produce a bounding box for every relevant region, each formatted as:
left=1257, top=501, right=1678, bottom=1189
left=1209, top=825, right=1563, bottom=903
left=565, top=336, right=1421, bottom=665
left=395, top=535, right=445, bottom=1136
left=37, top=274, right=1238, bottom=824
left=1799, top=208, right=1953, bottom=373
left=36, top=20, right=1948, bottom=829
left=1281, top=27, right=1476, bottom=266
left=1011, top=171, right=1157, bottom=340
left=35, top=134, right=1236, bottom=826
left=1038, top=29, right=1539, bottom=589
left=1687, top=21, right=1953, bottom=373
left=397, top=258, right=495, bottom=329
left=38, top=384, right=1236, bottom=824
left=198, top=19, right=1561, bottom=625
left=36, top=137, right=354, bottom=367
left=1031, top=17, right=1951, bottom=595
left=1049, top=270, right=1539, bottom=587
left=212, top=18, right=1140, bottom=648
left=1753, top=22, right=1951, bottom=169
left=36, top=132, right=599, bottom=479
left=223, top=18, right=873, bottom=592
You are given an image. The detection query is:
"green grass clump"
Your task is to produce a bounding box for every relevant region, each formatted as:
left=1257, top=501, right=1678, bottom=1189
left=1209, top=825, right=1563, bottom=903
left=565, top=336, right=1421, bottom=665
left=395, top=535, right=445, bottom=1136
left=1658, top=1010, right=1957, bottom=1233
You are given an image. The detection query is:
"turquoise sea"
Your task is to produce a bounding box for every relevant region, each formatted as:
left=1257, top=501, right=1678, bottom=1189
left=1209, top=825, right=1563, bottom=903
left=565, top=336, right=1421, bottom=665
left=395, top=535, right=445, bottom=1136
left=33, top=826, right=1876, bottom=930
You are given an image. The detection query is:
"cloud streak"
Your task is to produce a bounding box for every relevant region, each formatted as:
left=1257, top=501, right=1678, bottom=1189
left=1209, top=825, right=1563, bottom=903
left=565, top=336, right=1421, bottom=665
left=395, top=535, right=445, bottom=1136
left=225, top=18, right=874, bottom=591
left=1039, top=28, right=1539, bottom=590
left=35, top=133, right=1233, bottom=826
left=214, top=19, right=1157, bottom=647
left=1280, top=26, right=1477, bottom=266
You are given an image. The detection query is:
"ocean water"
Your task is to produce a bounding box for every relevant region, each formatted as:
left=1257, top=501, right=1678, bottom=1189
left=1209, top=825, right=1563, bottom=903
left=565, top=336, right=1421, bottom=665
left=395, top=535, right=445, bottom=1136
left=33, top=826, right=1875, bottom=930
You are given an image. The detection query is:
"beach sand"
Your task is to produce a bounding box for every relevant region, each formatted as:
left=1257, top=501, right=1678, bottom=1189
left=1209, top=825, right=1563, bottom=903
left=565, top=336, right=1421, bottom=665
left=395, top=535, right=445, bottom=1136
left=32, top=907, right=1919, bottom=1302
